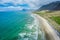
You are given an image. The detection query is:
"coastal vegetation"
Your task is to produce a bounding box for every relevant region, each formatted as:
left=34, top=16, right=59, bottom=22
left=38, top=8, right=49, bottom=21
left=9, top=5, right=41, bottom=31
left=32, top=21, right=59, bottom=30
left=50, top=16, right=60, bottom=25
left=34, top=10, right=60, bottom=32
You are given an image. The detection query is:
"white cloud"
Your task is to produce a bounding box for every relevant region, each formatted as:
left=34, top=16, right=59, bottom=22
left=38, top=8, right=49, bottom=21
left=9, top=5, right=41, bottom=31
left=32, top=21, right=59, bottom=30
left=0, top=0, right=60, bottom=11
left=0, top=6, right=23, bottom=11
left=0, top=0, right=40, bottom=8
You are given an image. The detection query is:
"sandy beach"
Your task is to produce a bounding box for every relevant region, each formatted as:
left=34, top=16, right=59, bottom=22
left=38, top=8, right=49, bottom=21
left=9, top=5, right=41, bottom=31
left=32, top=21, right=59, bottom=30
left=32, top=14, right=60, bottom=40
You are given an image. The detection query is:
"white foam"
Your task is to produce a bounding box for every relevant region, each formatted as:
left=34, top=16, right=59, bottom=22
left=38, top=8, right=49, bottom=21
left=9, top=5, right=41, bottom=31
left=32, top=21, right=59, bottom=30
left=18, top=14, right=39, bottom=40
left=19, top=33, right=26, bottom=38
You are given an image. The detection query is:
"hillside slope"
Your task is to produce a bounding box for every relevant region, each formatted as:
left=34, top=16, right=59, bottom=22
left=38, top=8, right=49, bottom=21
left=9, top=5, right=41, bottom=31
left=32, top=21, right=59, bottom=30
left=38, top=1, right=60, bottom=11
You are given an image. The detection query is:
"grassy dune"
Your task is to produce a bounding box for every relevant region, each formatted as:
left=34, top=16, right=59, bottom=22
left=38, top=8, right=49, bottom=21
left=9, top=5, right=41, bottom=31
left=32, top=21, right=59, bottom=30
left=34, top=10, right=60, bottom=32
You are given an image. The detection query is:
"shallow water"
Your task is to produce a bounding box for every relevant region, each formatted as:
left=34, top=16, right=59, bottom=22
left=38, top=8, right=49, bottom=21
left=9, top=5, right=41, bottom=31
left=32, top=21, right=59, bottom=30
left=0, top=11, right=45, bottom=40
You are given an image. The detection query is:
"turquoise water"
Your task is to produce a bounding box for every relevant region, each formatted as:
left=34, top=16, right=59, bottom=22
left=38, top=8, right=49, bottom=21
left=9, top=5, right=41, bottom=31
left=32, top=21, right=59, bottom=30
left=0, top=11, right=45, bottom=40
left=0, top=11, right=38, bottom=40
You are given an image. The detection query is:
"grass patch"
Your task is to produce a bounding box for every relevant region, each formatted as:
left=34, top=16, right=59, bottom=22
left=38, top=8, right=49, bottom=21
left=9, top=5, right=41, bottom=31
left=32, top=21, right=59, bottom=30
left=34, top=10, right=60, bottom=32
left=50, top=16, right=60, bottom=25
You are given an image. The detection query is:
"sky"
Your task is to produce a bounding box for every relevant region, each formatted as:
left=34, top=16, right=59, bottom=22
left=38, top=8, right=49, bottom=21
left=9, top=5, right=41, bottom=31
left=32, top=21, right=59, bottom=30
left=0, top=0, right=60, bottom=11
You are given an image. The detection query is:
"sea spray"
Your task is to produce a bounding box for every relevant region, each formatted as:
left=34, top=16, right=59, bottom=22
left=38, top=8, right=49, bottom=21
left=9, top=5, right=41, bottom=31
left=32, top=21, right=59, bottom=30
left=31, top=14, right=46, bottom=40
left=17, top=14, right=46, bottom=40
left=18, top=14, right=39, bottom=40
left=18, top=14, right=45, bottom=40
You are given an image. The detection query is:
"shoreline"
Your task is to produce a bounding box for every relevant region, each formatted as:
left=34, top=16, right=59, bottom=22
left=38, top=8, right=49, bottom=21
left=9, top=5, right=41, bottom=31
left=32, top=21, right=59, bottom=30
left=32, top=14, right=60, bottom=40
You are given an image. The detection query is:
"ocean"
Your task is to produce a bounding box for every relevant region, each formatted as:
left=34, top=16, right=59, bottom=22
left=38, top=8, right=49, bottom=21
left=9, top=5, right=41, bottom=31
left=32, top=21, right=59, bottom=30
left=0, top=11, right=45, bottom=40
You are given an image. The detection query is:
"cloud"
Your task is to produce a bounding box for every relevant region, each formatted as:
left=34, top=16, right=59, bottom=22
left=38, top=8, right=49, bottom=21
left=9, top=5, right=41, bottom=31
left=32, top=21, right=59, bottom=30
left=0, top=0, right=60, bottom=11
left=0, top=0, right=40, bottom=7
left=0, top=0, right=40, bottom=11
left=40, top=0, right=60, bottom=4
left=0, top=6, right=23, bottom=11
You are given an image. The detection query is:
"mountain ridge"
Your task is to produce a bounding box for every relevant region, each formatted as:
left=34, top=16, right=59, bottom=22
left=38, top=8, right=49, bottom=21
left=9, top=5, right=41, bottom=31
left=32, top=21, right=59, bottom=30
left=38, top=1, right=60, bottom=11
